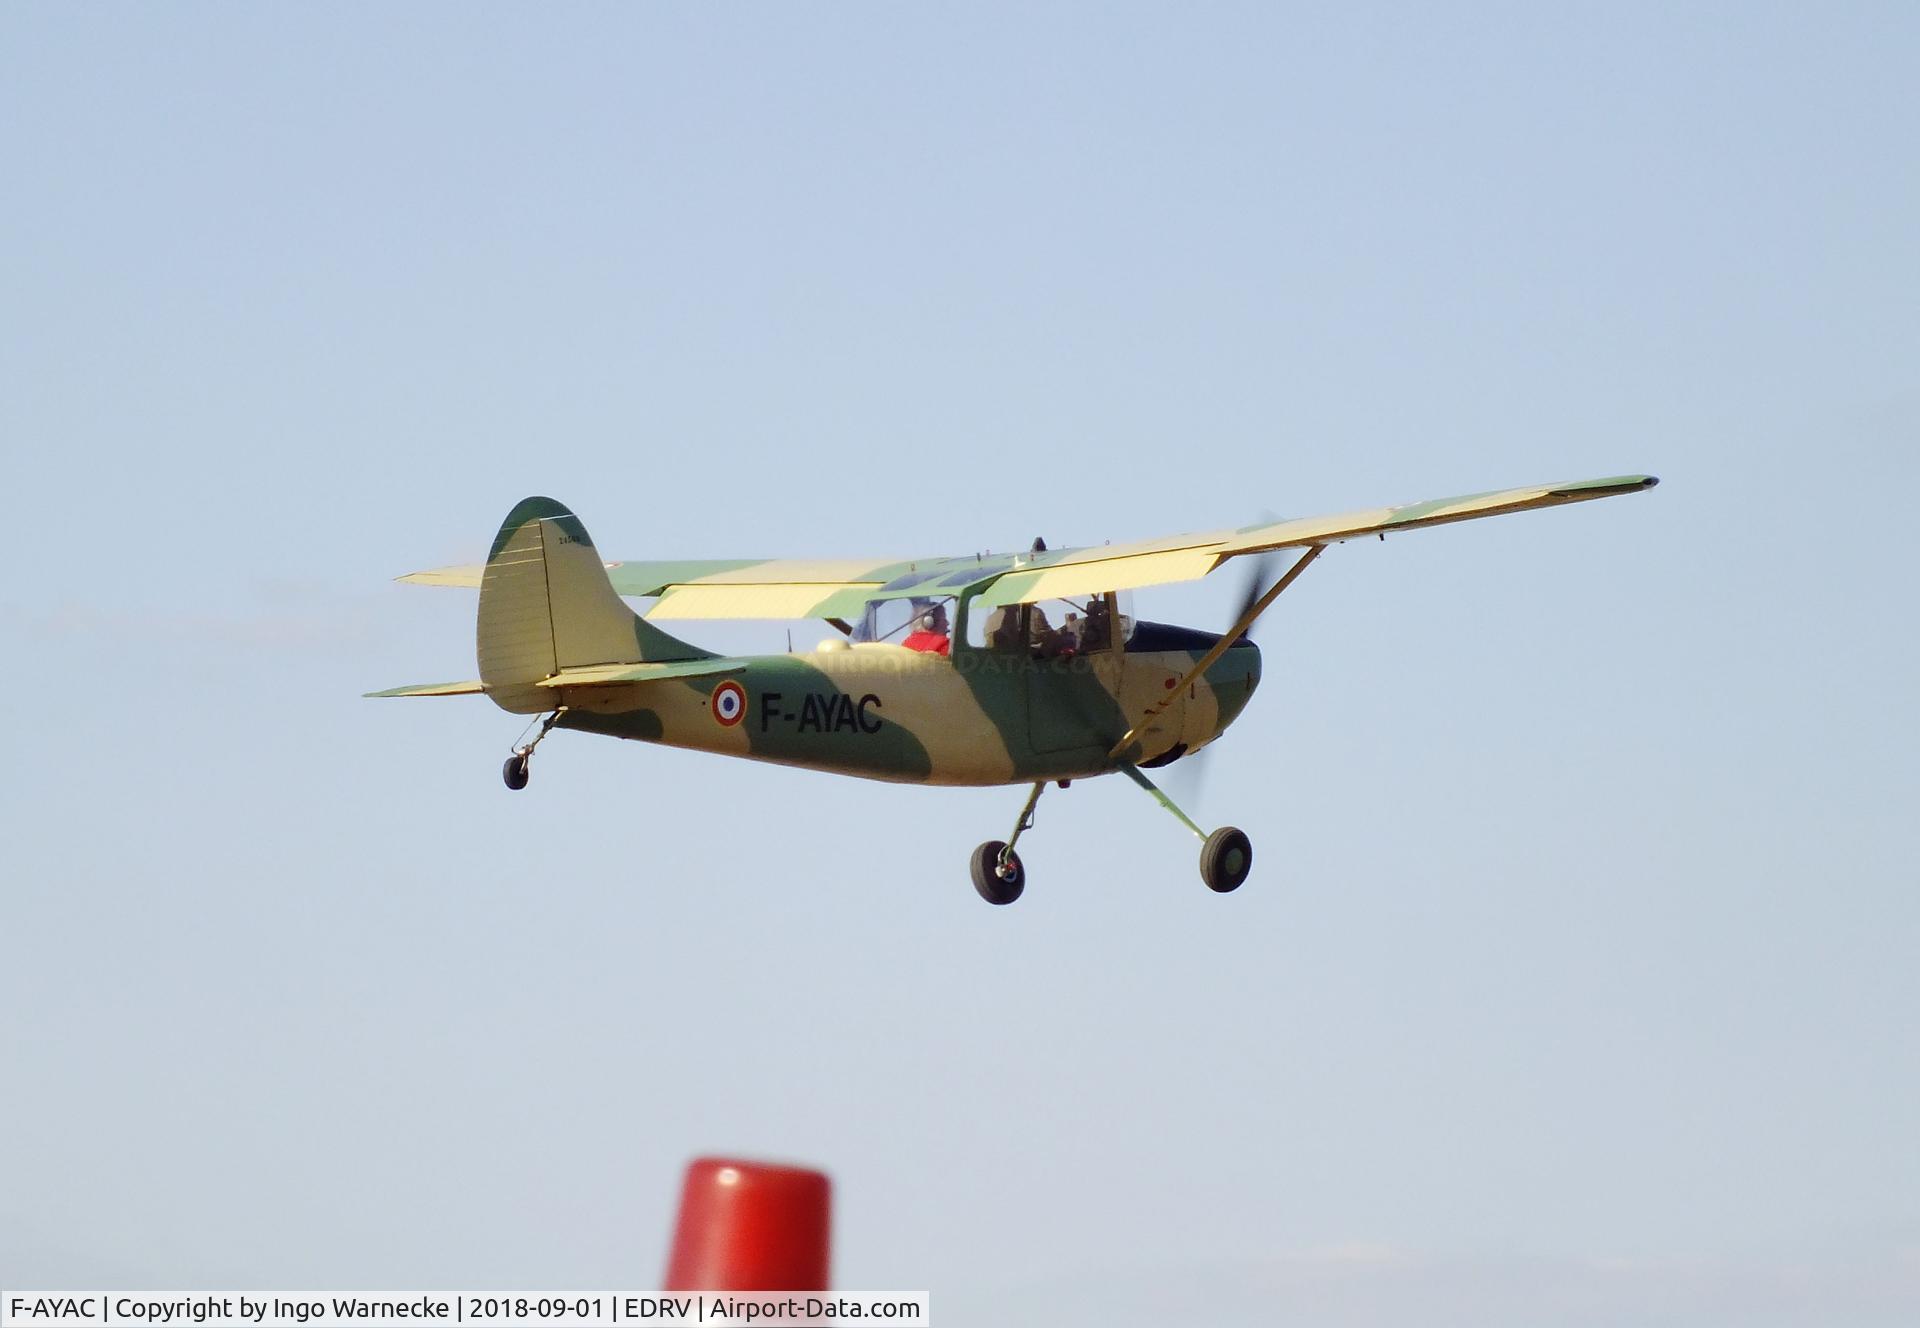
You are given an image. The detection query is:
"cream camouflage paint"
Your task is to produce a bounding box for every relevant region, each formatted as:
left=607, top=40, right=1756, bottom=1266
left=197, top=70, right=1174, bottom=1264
left=372, top=477, right=1656, bottom=900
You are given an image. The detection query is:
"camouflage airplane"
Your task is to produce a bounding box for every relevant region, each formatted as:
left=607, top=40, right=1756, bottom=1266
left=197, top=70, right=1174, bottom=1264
left=373, top=475, right=1657, bottom=904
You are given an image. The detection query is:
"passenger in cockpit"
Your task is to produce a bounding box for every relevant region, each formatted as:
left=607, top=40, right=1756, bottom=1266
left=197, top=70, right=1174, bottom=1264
left=1079, top=596, right=1113, bottom=652
left=984, top=605, right=1025, bottom=651
left=1027, top=604, right=1071, bottom=656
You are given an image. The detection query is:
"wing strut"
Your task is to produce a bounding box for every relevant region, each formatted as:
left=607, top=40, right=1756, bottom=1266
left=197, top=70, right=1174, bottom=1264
left=1107, top=543, right=1326, bottom=761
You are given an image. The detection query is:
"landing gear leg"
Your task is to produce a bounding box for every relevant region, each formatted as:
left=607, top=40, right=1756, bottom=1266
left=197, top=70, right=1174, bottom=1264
left=970, top=780, right=1045, bottom=905
left=502, top=707, right=567, bottom=791
left=1120, top=764, right=1253, bottom=893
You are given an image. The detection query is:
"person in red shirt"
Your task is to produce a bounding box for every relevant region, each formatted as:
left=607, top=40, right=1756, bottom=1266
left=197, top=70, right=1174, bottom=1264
left=902, top=602, right=951, bottom=656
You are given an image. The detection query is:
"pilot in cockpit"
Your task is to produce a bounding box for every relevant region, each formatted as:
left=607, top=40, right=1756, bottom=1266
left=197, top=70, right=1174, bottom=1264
left=902, top=601, right=951, bottom=656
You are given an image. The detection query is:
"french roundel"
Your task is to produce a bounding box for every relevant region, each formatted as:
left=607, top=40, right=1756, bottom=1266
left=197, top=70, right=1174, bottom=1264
left=711, top=680, right=747, bottom=727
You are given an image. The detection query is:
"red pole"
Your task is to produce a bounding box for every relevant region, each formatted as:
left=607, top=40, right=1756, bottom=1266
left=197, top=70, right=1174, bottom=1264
left=663, top=1157, right=832, bottom=1291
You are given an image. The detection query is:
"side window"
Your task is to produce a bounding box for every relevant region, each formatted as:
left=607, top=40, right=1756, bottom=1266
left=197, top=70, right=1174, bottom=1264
left=966, top=593, right=1127, bottom=655
left=970, top=602, right=1027, bottom=652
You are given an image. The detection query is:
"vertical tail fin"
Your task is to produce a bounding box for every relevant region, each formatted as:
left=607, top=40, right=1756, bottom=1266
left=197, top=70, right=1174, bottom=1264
left=478, top=497, right=712, bottom=713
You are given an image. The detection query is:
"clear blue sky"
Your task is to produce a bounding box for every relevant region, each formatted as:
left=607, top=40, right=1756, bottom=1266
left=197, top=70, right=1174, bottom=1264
left=3, top=4, right=1915, bottom=1324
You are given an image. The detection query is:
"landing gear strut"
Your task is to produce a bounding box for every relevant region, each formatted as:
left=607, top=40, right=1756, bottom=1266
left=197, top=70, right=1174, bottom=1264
left=970, top=780, right=1044, bottom=905
left=1121, top=764, right=1253, bottom=893
left=501, top=707, right=566, bottom=791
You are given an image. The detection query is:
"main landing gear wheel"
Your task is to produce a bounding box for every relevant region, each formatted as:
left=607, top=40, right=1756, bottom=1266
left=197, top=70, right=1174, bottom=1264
left=970, top=840, right=1026, bottom=906
left=502, top=753, right=530, bottom=791
left=1200, top=826, right=1252, bottom=893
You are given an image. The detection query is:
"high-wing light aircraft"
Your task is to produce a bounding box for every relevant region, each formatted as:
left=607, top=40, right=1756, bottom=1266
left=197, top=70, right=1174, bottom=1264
left=373, top=475, right=1656, bottom=904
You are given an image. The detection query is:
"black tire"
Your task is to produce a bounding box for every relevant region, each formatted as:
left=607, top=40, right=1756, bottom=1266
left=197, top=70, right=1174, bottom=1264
left=1200, top=826, right=1252, bottom=893
left=502, top=753, right=530, bottom=791
left=970, top=840, right=1026, bottom=905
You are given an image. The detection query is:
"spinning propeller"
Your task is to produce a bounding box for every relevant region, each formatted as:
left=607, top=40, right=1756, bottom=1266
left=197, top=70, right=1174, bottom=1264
left=1171, top=546, right=1286, bottom=806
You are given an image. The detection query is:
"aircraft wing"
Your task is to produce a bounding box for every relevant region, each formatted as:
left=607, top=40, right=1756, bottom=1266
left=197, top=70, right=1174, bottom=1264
left=972, top=474, right=1659, bottom=606
left=396, top=475, right=1656, bottom=619
left=398, top=555, right=922, bottom=620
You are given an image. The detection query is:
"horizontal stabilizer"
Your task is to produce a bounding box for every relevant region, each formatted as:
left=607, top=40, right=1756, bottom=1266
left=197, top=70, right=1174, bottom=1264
left=395, top=566, right=484, bottom=588
left=535, top=658, right=745, bottom=689
left=365, top=679, right=486, bottom=698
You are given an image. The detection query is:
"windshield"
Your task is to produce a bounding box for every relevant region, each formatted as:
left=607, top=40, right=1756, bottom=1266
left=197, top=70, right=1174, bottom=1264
left=851, top=595, right=955, bottom=647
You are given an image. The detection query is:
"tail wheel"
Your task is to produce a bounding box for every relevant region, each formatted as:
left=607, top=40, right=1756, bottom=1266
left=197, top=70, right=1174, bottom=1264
left=970, top=840, right=1026, bottom=906
left=502, top=753, right=530, bottom=791
left=1200, top=826, right=1252, bottom=893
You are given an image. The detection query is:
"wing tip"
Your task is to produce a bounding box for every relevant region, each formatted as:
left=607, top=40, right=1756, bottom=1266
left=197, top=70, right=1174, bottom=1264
left=1552, top=473, right=1660, bottom=498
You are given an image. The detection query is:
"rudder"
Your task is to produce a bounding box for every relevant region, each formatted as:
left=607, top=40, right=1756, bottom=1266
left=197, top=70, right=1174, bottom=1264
left=477, top=496, right=712, bottom=713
